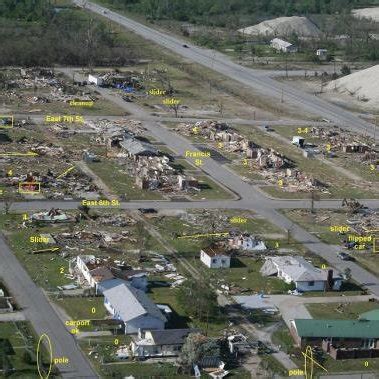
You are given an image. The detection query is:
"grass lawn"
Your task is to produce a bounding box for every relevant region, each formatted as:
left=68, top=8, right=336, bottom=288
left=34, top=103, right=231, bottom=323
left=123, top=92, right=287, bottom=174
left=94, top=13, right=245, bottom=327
left=189, top=175, right=234, bottom=200
left=54, top=296, right=107, bottom=321
left=0, top=322, right=56, bottom=378
left=306, top=302, right=379, bottom=320
left=149, top=283, right=228, bottom=336
left=190, top=256, right=292, bottom=295
left=5, top=229, right=71, bottom=291
left=281, top=209, right=350, bottom=245
left=88, top=161, right=164, bottom=200
left=150, top=210, right=285, bottom=256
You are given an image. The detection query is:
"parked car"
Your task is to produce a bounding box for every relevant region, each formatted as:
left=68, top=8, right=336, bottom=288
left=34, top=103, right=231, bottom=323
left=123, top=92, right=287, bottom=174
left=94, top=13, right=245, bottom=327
left=337, top=252, right=355, bottom=261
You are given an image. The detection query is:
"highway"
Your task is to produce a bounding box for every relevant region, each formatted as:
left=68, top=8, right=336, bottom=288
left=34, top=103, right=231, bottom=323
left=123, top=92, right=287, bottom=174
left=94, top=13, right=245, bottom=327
left=75, top=0, right=376, bottom=138
left=0, top=234, right=98, bottom=378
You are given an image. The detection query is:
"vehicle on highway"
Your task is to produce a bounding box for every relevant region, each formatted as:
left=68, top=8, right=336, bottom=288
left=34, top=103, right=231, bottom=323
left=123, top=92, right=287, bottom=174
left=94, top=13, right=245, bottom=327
left=182, top=44, right=189, bottom=48
left=337, top=252, right=355, bottom=261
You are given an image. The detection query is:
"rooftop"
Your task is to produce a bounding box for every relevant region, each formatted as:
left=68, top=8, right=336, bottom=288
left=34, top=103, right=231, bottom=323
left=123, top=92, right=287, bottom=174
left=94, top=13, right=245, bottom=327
left=102, top=279, right=167, bottom=323
left=202, top=246, right=230, bottom=257
left=292, top=319, right=379, bottom=339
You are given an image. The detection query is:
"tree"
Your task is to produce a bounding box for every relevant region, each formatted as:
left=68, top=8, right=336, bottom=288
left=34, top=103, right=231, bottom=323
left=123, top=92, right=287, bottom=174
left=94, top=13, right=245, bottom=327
left=176, top=279, right=219, bottom=323
left=340, top=64, right=351, bottom=76
left=179, top=333, right=220, bottom=373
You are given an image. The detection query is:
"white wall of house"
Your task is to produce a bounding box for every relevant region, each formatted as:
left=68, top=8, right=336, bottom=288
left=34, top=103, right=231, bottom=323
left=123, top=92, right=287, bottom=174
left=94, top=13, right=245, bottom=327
left=76, top=256, right=96, bottom=287
left=296, top=280, right=326, bottom=292
left=200, top=250, right=230, bottom=269
left=131, top=341, right=181, bottom=357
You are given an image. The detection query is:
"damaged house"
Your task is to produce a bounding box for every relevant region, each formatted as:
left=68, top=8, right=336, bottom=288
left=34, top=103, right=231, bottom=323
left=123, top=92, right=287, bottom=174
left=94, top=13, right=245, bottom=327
left=260, top=256, right=343, bottom=292
left=75, top=255, right=148, bottom=294
left=228, top=233, right=266, bottom=251
left=102, top=279, right=167, bottom=334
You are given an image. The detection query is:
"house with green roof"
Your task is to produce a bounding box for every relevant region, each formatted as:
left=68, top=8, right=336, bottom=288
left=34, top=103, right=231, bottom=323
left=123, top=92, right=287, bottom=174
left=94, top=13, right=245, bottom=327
left=359, top=309, right=379, bottom=321
left=290, top=318, right=379, bottom=360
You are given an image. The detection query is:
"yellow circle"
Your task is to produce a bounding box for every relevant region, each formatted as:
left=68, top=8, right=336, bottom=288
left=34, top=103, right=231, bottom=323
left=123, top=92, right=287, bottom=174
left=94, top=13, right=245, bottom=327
left=37, top=333, right=53, bottom=379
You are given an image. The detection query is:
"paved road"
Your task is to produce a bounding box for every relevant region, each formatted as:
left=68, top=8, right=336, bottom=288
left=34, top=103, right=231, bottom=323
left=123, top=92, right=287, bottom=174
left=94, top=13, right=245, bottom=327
left=2, top=198, right=379, bottom=212
left=75, top=0, right=376, bottom=138
left=0, top=234, right=98, bottom=378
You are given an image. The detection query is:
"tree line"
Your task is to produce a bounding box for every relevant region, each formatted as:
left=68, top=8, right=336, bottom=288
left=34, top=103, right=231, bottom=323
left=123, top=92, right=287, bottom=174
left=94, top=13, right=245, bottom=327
left=100, top=0, right=374, bottom=22
left=0, top=1, right=136, bottom=67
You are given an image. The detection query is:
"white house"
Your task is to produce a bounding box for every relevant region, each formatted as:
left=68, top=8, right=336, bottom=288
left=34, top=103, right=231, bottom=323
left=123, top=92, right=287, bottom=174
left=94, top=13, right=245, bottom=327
left=270, top=38, right=298, bottom=53
left=260, top=256, right=342, bottom=292
left=130, top=329, right=196, bottom=358
left=316, top=49, right=328, bottom=60
left=88, top=74, right=103, bottom=86
left=102, top=279, right=166, bottom=334
left=200, top=247, right=231, bottom=269
left=229, top=233, right=266, bottom=251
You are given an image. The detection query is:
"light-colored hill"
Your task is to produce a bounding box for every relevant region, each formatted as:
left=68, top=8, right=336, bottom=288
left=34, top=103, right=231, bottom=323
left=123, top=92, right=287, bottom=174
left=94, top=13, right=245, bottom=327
left=325, top=65, right=379, bottom=106
left=238, top=16, right=322, bottom=38
left=352, top=7, right=379, bottom=22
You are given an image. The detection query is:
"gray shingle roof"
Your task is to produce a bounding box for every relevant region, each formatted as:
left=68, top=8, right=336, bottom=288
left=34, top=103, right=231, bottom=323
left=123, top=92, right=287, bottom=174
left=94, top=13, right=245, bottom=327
left=120, top=138, right=158, bottom=156
left=150, top=329, right=198, bottom=345
left=102, top=279, right=166, bottom=323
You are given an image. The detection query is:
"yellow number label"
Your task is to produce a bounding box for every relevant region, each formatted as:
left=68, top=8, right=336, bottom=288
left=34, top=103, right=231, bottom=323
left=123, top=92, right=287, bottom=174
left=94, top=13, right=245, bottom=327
left=326, top=144, right=331, bottom=152
left=275, top=242, right=280, bottom=248
left=278, top=179, right=284, bottom=187
left=91, top=307, right=96, bottom=314
left=370, top=164, right=375, bottom=171
left=243, top=159, right=248, bottom=166
left=114, top=338, right=119, bottom=345
left=364, top=361, right=369, bottom=367
left=60, top=267, right=65, bottom=274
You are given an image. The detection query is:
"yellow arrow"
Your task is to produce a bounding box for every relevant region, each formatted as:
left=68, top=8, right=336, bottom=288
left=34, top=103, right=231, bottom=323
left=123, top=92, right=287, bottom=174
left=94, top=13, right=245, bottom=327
left=31, top=247, right=60, bottom=254
left=177, top=232, right=229, bottom=239
left=57, top=165, right=75, bottom=179
left=0, top=151, right=38, bottom=157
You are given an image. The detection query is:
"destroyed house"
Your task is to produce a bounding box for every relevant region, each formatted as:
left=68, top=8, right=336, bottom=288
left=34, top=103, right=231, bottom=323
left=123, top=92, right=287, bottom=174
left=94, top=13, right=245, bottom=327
left=102, top=279, right=167, bottom=334
left=260, top=256, right=342, bottom=292
left=120, top=138, right=158, bottom=158
left=290, top=318, right=379, bottom=359
left=229, top=233, right=266, bottom=251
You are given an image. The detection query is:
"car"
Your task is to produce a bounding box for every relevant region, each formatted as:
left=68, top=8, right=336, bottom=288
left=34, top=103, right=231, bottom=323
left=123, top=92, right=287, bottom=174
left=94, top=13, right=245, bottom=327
left=182, top=44, right=189, bottom=48
left=337, top=252, right=355, bottom=261
left=138, top=208, right=157, bottom=214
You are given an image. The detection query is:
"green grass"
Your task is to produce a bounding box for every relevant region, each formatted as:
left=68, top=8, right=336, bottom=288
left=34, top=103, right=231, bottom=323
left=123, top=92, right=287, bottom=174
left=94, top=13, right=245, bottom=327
left=89, top=160, right=164, bottom=200
left=306, top=302, right=379, bottom=320
left=191, top=256, right=293, bottom=294
left=190, top=175, right=234, bottom=200
left=149, top=283, right=228, bottom=336
left=53, top=297, right=107, bottom=321
left=6, top=229, right=71, bottom=291
left=281, top=209, right=348, bottom=245
left=0, top=322, right=58, bottom=378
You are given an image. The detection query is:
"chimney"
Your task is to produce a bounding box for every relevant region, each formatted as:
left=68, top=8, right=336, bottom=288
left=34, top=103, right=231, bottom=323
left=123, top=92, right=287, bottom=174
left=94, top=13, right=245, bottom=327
left=326, top=269, right=334, bottom=291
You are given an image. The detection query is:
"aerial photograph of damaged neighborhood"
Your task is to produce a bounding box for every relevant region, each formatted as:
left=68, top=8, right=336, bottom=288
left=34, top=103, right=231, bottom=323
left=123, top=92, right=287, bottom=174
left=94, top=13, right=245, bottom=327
left=0, top=1, right=379, bottom=379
